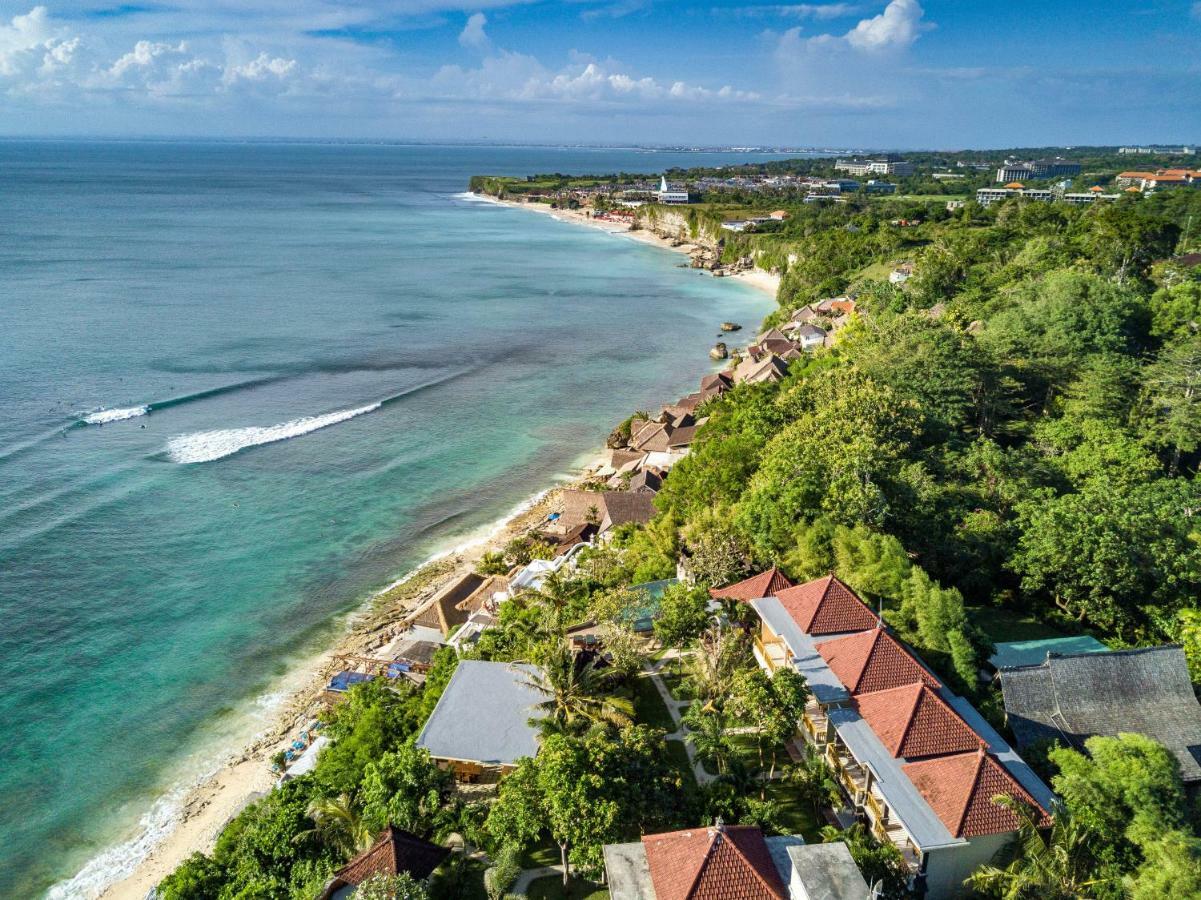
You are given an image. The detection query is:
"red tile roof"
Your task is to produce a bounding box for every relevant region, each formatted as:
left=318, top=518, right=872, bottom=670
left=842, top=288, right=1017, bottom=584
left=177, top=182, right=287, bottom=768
left=855, top=682, right=983, bottom=760
left=642, top=824, right=787, bottom=900
left=709, top=566, right=793, bottom=601
left=774, top=574, right=879, bottom=635
left=816, top=627, right=941, bottom=695
left=318, top=826, right=450, bottom=899
left=903, top=750, right=1051, bottom=838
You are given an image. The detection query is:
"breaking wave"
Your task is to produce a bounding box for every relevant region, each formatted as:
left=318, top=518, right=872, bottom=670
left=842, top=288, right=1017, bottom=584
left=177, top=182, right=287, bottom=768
left=166, top=402, right=381, bottom=464
left=82, top=406, right=150, bottom=425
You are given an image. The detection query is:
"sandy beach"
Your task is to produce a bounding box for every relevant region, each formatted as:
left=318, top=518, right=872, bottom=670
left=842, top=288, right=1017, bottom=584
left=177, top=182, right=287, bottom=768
left=92, top=196, right=779, bottom=900
left=480, top=194, right=783, bottom=299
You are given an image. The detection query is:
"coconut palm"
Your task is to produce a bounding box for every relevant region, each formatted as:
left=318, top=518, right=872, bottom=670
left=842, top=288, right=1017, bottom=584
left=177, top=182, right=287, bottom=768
left=683, top=703, right=734, bottom=775
left=521, top=641, right=633, bottom=735
left=685, top=623, right=743, bottom=707
left=964, top=797, right=1107, bottom=899
left=295, top=794, right=374, bottom=858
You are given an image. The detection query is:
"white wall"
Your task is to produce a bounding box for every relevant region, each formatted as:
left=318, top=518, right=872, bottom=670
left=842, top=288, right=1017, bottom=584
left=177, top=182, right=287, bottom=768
left=922, top=832, right=1011, bottom=899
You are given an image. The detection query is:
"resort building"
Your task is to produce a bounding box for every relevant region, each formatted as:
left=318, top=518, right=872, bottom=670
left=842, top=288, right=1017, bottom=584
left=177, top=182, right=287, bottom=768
left=713, top=571, right=1055, bottom=899
left=975, top=187, right=1054, bottom=207
left=995, top=159, right=1080, bottom=182
left=998, top=645, right=1201, bottom=788
left=835, top=158, right=914, bottom=177
left=603, top=823, right=870, bottom=900
left=657, top=176, right=690, bottom=205
left=415, top=659, right=545, bottom=780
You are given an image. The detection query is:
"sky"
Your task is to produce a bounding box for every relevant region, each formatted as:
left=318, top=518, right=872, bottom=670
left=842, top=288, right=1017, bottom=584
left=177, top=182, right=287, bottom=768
left=0, top=0, right=1199, bottom=147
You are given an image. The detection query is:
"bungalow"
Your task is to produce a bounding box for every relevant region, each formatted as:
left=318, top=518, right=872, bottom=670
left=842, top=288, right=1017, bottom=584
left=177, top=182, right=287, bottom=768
left=415, top=659, right=545, bottom=780
left=699, top=371, right=734, bottom=400
left=709, top=565, right=793, bottom=602
left=794, top=324, right=828, bottom=351
left=604, top=823, right=869, bottom=900
left=718, top=571, right=1055, bottom=898
left=814, top=296, right=857, bottom=316
left=408, top=572, right=488, bottom=638
left=559, top=489, right=656, bottom=535
left=317, top=826, right=449, bottom=899
left=998, top=645, right=1201, bottom=788
left=788, top=305, right=820, bottom=326
left=733, top=355, right=789, bottom=386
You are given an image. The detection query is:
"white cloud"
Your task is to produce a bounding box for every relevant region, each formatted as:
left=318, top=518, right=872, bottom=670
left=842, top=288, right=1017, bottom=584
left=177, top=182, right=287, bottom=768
left=845, top=0, right=928, bottom=51
left=224, top=52, right=297, bottom=84
left=0, top=6, right=78, bottom=78
left=459, top=12, right=489, bottom=49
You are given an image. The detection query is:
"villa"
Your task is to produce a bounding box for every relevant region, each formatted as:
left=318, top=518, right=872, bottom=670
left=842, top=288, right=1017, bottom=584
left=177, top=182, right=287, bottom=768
left=713, top=571, right=1056, bottom=898
left=317, top=826, right=449, bottom=899
left=415, top=659, right=546, bottom=780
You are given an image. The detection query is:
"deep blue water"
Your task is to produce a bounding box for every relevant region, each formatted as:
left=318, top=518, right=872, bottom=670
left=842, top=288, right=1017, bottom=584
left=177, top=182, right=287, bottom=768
left=0, top=142, right=780, bottom=896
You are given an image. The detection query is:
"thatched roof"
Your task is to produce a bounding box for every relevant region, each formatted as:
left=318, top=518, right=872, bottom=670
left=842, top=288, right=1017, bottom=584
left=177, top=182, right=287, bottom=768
left=999, top=645, right=1201, bottom=783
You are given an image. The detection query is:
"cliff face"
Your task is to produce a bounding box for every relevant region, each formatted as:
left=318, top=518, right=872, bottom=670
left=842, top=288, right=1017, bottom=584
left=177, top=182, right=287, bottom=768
left=636, top=206, right=721, bottom=251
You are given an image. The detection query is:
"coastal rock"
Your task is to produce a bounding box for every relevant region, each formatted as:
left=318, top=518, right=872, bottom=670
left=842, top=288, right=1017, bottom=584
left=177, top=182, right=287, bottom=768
left=720, top=322, right=742, bottom=332
left=710, top=343, right=728, bottom=360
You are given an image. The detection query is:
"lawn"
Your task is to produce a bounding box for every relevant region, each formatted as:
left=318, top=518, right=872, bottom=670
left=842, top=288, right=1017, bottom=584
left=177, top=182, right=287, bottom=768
left=665, top=738, right=697, bottom=785
left=429, top=858, right=488, bottom=900
left=966, top=604, right=1068, bottom=644
left=762, top=779, right=825, bottom=842
left=520, top=836, right=563, bottom=869
left=631, top=673, right=677, bottom=732
left=526, top=875, right=610, bottom=899
left=656, top=658, right=695, bottom=700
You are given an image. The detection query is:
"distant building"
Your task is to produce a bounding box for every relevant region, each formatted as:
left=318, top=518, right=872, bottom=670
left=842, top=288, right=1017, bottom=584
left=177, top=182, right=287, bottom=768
left=656, top=176, right=690, bottom=205
left=1120, top=145, right=1194, bottom=155
left=889, top=262, right=915, bottom=283
left=863, top=180, right=897, bottom=194
left=836, top=157, right=914, bottom=177
left=976, top=187, right=1054, bottom=207
left=996, top=158, right=1081, bottom=183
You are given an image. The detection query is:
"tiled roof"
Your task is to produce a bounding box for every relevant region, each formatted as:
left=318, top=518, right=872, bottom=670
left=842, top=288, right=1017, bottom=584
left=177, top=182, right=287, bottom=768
left=318, top=826, right=450, bottom=899
left=642, top=824, right=787, bottom=900
left=774, top=574, right=879, bottom=636
left=855, top=682, right=982, bottom=760
left=709, top=566, right=793, bottom=601
left=816, top=627, right=941, bottom=696
left=903, top=750, right=1051, bottom=838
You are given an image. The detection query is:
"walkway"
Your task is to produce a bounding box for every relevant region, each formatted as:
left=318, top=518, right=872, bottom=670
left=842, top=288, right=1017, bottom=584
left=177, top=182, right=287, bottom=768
left=512, top=864, right=566, bottom=895
left=643, top=652, right=715, bottom=785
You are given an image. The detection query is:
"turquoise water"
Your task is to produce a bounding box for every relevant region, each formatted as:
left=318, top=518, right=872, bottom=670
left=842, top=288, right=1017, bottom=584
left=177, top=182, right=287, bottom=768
left=0, top=142, right=776, bottom=896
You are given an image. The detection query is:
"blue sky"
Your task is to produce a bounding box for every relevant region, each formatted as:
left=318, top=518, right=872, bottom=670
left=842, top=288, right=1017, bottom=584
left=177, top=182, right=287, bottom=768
left=1, top=0, right=1198, bottom=147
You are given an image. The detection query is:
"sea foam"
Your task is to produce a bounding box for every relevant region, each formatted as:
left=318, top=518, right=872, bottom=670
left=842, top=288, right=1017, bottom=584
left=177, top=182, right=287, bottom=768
left=82, top=406, right=149, bottom=425
left=166, top=402, right=381, bottom=464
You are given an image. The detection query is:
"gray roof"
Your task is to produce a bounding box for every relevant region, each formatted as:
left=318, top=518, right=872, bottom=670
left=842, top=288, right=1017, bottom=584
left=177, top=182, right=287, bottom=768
left=999, top=645, right=1201, bottom=783
left=751, top=597, right=850, bottom=704
left=785, top=843, right=871, bottom=900
left=988, top=635, right=1108, bottom=670
left=765, top=834, right=806, bottom=886
left=602, top=842, right=655, bottom=900
left=415, top=660, right=545, bottom=766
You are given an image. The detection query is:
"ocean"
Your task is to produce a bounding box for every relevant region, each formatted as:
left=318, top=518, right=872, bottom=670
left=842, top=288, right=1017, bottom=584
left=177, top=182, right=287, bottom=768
left=0, top=141, right=779, bottom=896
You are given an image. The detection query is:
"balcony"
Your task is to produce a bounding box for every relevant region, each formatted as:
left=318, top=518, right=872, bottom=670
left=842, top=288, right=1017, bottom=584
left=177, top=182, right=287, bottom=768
left=754, top=634, right=790, bottom=674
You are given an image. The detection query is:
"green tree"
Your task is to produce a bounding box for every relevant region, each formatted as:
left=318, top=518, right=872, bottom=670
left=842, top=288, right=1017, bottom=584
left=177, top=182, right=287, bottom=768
left=297, top=793, right=375, bottom=858
left=652, top=583, right=711, bottom=649
left=965, top=797, right=1105, bottom=900
left=682, top=703, right=735, bottom=775
left=1141, top=331, right=1201, bottom=474
left=1127, top=829, right=1201, bottom=899
left=354, top=872, right=431, bottom=900
left=727, top=668, right=809, bottom=781
left=157, top=852, right=225, bottom=900
left=359, top=745, right=453, bottom=837
left=785, top=746, right=841, bottom=816
left=522, top=642, right=633, bottom=735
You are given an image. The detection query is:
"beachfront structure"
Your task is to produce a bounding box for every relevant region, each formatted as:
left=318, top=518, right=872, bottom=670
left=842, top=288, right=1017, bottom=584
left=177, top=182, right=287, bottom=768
left=714, top=571, right=1055, bottom=898
left=604, top=823, right=870, bottom=900
left=657, top=176, right=690, bottom=205
left=556, top=488, right=657, bottom=537
left=835, top=157, right=914, bottom=177
left=732, top=354, right=789, bottom=386
left=408, top=571, right=487, bottom=637
left=999, top=645, right=1201, bottom=788
left=317, top=826, right=450, bottom=899
left=415, top=659, right=545, bottom=780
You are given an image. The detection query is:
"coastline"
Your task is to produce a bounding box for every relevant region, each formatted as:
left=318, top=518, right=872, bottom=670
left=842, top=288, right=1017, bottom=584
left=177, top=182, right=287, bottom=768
left=90, top=470, right=591, bottom=900
left=470, top=193, right=782, bottom=299
left=81, top=194, right=779, bottom=900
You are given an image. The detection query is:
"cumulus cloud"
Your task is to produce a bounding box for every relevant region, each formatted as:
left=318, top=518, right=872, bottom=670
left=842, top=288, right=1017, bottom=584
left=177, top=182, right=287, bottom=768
left=0, top=6, right=78, bottom=78
left=845, top=0, right=928, bottom=51
left=459, top=12, right=489, bottom=49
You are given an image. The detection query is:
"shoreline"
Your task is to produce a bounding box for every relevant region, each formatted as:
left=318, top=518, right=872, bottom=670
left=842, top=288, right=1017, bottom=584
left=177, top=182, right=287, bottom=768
left=78, top=196, right=780, bottom=900
left=87, top=468, right=594, bottom=900
left=468, top=192, right=782, bottom=299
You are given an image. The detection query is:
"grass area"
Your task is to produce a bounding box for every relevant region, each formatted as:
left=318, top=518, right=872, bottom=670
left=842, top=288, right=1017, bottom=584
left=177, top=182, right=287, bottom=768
left=657, top=658, right=695, bottom=700
left=632, top=673, right=677, bottom=732
left=526, top=875, right=610, bottom=899
left=665, top=739, right=697, bottom=785
left=967, top=604, right=1068, bottom=644
left=761, top=779, right=825, bottom=842
left=520, top=837, right=563, bottom=869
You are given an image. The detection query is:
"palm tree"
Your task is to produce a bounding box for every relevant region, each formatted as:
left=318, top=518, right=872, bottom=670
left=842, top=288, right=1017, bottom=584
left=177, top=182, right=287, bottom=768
left=786, top=746, right=841, bottom=816
left=520, top=641, right=633, bottom=735
left=964, top=797, right=1107, bottom=899
left=683, top=703, right=734, bottom=775
left=295, top=794, right=374, bottom=858
left=685, top=623, right=742, bottom=707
